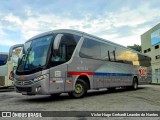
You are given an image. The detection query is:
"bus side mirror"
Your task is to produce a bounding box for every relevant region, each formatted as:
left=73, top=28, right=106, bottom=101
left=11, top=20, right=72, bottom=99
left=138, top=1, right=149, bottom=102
left=53, top=34, right=63, bottom=50
left=9, top=44, right=24, bottom=58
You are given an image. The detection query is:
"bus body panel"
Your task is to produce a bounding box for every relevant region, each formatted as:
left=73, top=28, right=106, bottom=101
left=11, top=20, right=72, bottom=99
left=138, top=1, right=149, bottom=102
left=67, top=57, right=151, bottom=91
left=6, top=61, right=14, bottom=87
left=49, top=64, right=67, bottom=93
left=14, top=70, right=50, bottom=94
left=68, top=57, right=134, bottom=89
left=0, top=64, right=8, bottom=76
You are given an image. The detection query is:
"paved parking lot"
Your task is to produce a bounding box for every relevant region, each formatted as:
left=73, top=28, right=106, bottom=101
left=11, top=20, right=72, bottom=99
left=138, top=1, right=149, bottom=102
left=0, top=85, right=160, bottom=120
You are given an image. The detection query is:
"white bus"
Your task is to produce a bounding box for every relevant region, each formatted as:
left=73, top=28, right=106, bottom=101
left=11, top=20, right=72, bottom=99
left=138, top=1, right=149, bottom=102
left=0, top=52, right=13, bottom=88
left=0, top=48, right=22, bottom=88
left=9, top=29, right=151, bottom=98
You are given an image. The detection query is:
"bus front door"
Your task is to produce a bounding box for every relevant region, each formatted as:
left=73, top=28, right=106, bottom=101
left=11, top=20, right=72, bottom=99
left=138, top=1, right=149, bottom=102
left=49, top=64, right=68, bottom=93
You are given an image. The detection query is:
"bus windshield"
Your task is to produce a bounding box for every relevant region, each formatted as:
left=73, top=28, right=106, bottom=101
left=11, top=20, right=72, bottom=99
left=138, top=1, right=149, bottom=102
left=0, top=54, right=8, bottom=66
left=17, top=35, right=53, bottom=71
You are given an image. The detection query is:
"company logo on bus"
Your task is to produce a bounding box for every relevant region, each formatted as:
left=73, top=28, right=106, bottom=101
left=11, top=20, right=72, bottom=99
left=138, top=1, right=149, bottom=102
left=138, top=68, right=147, bottom=76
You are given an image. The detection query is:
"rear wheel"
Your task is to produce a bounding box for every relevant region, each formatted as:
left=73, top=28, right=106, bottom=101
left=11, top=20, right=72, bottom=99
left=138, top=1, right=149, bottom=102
left=69, top=79, right=87, bottom=98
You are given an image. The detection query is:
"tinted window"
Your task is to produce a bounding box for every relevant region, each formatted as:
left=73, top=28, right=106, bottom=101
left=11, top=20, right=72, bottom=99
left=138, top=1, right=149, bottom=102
left=51, top=33, right=80, bottom=66
left=17, top=35, right=53, bottom=71
left=100, top=43, right=109, bottom=60
left=116, top=48, right=135, bottom=64
left=151, top=29, right=160, bottom=45
left=80, top=38, right=101, bottom=59
left=116, top=48, right=151, bottom=67
left=0, top=54, right=8, bottom=66
left=101, top=43, right=116, bottom=61
left=80, top=38, right=117, bottom=61
left=55, top=33, right=80, bottom=62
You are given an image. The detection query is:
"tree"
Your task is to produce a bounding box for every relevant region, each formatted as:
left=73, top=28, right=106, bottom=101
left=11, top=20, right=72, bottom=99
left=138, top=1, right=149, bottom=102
left=127, top=44, right=141, bottom=52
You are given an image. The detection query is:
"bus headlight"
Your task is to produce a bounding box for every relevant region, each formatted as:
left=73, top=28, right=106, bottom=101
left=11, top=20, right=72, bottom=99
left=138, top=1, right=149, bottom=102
left=34, top=74, right=48, bottom=82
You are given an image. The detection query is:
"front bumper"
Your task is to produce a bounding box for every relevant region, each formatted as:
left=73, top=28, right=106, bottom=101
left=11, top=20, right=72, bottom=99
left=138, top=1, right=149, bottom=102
left=14, top=77, right=49, bottom=95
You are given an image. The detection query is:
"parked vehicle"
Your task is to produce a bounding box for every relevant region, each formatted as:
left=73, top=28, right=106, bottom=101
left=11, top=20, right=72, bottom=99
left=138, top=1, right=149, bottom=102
left=9, top=29, right=151, bottom=98
left=0, top=47, right=22, bottom=88
left=0, top=52, right=13, bottom=88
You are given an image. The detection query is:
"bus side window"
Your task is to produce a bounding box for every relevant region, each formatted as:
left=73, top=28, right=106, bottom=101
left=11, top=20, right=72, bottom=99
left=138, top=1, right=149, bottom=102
left=61, top=33, right=80, bottom=61
left=115, top=48, right=135, bottom=65
left=100, top=42, right=116, bottom=61
left=80, top=38, right=101, bottom=59
left=108, top=50, right=116, bottom=62
left=51, top=33, right=80, bottom=64
left=100, top=43, right=109, bottom=60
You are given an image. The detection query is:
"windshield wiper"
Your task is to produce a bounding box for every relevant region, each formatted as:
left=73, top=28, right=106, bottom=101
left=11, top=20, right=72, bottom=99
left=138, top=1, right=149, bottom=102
left=24, top=47, right=32, bottom=70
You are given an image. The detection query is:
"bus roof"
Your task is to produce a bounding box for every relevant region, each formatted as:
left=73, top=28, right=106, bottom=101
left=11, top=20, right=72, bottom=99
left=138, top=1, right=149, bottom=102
left=26, top=29, right=150, bottom=58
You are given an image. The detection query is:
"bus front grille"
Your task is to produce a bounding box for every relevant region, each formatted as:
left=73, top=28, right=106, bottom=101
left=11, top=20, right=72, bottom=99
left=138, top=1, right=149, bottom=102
left=16, top=80, right=33, bottom=86
left=16, top=87, right=32, bottom=92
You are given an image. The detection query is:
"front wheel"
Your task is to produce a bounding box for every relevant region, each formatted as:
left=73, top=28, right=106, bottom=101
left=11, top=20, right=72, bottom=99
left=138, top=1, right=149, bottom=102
left=69, top=79, right=87, bottom=98
left=132, top=78, right=138, bottom=90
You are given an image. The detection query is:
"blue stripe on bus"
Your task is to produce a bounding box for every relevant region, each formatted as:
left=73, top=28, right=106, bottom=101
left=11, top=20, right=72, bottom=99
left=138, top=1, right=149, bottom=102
left=94, top=72, right=132, bottom=76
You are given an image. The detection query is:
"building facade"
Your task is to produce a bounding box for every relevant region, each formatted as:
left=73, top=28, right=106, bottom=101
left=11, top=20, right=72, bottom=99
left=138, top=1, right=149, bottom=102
left=141, top=23, right=160, bottom=84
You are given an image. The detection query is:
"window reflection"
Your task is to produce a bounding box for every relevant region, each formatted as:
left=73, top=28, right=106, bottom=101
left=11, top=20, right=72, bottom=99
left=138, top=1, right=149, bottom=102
left=151, top=29, right=160, bottom=45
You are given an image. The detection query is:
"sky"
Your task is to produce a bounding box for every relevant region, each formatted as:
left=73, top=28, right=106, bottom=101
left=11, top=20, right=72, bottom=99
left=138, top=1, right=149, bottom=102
left=0, top=0, right=160, bottom=52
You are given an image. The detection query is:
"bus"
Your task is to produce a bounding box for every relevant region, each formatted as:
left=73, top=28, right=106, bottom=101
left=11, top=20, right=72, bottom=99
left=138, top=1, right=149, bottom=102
left=9, top=29, right=151, bottom=98
left=0, top=48, right=22, bottom=88
left=0, top=52, right=13, bottom=88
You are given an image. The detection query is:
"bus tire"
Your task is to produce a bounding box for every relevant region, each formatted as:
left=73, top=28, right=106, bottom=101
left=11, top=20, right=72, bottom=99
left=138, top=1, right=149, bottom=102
left=69, top=79, right=87, bottom=98
left=132, top=77, right=138, bottom=90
